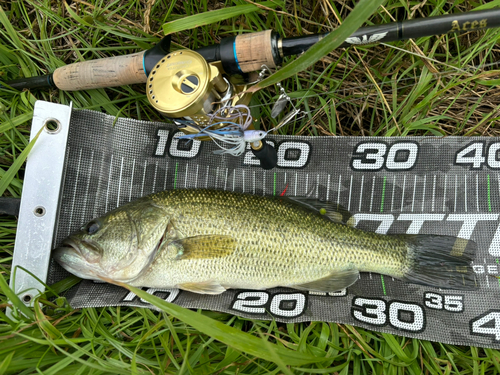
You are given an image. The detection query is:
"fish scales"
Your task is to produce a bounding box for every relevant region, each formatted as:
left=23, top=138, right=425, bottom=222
left=133, top=190, right=409, bottom=288
left=53, top=188, right=478, bottom=293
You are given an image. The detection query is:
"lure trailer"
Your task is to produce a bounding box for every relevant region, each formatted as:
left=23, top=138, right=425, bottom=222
left=4, top=8, right=500, bottom=169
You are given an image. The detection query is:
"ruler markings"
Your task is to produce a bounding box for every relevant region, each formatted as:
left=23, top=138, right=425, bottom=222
left=454, top=175, right=457, bottom=212
left=305, top=174, right=309, bottom=196
left=411, top=175, right=417, bottom=212
left=152, top=162, right=158, bottom=194
left=253, top=170, right=256, bottom=195
left=380, top=176, right=387, bottom=212
left=421, top=175, right=426, bottom=212
left=498, top=175, right=500, bottom=213
left=391, top=175, right=395, bottom=212
left=174, top=163, right=178, bottom=189
left=274, top=172, right=277, bottom=196
left=224, top=168, right=228, bottom=191
left=91, top=151, right=105, bottom=217
left=130, top=158, right=136, bottom=201
left=432, top=175, right=436, bottom=212
left=205, top=165, right=209, bottom=188
left=359, top=175, right=364, bottom=212
left=369, top=176, right=375, bottom=212
left=316, top=174, right=320, bottom=198
left=465, top=175, right=467, bottom=212
left=81, top=150, right=94, bottom=222
left=184, top=163, right=189, bottom=188
left=163, top=161, right=168, bottom=192
left=400, top=175, right=406, bottom=212
left=337, top=175, right=342, bottom=205
left=233, top=170, right=236, bottom=191
left=488, top=175, right=492, bottom=212
left=116, top=157, right=124, bottom=207
left=294, top=173, right=298, bottom=196
left=348, top=175, right=353, bottom=211
left=215, top=167, right=219, bottom=189
left=442, top=174, right=447, bottom=212
left=496, top=259, right=500, bottom=289
left=326, top=174, right=331, bottom=201
left=140, top=160, right=147, bottom=196
left=263, top=171, right=266, bottom=195
left=476, top=174, right=479, bottom=212
left=105, top=153, right=114, bottom=212
left=194, top=165, right=199, bottom=188
left=485, top=258, right=490, bottom=288
left=242, top=169, right=245, bottom=193
left=68, top=148, right=83, bottom=235
left=293, top=172, right=297, bottom=196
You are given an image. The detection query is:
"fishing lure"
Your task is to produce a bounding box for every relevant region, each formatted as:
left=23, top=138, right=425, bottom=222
left=178, top=67, right=305, bottom=157
left=178, top=103, right=305, bottom=157
left=179, top=121, right=268, bottom=156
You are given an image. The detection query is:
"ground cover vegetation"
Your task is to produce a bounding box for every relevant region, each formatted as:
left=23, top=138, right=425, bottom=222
left=1, top=0, right=500, bottom=373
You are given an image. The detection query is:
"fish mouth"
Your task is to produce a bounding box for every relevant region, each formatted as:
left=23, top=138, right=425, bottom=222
left=52, top=237, right=103, bottom=280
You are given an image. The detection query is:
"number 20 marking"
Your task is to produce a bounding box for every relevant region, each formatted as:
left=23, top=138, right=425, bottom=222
left=231, top=291, right=307, bottom=318
left=351, top=142, right=419, bottom=171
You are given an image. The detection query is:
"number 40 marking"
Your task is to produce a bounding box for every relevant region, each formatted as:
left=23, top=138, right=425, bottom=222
left=455, top=142, right=500, bottom=169
left=470, top=310, right=500, bottom=342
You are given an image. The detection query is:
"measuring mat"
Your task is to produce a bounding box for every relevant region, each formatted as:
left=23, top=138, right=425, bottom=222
left=14, top=101, right=500, bottom=349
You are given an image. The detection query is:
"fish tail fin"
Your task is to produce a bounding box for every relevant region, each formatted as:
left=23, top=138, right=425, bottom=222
left=397, top=234, right=479, bottom=290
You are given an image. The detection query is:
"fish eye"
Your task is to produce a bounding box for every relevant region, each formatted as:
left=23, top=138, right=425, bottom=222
left=83, top=220, right=100, bottom=235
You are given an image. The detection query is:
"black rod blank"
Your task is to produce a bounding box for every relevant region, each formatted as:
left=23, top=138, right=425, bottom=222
left=281, top=8, right=500, bottom=56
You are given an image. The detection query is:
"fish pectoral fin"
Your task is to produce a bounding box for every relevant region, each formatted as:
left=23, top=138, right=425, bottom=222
left=291, top=269, right=360, bottom=292
left=178, top=280, right=226, bottom=295
left=284, top=196, right=353, bottom=226
left=173, top=235, right=237, bottom=260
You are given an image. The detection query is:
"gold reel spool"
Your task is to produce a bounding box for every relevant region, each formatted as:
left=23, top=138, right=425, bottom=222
left=146, top=50, right=255, bottom=135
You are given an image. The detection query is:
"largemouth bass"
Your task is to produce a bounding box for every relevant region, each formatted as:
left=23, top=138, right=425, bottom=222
left=53, top=189, right=478, bottom=293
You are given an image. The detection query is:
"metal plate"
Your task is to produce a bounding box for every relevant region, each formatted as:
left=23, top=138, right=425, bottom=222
left=8, top=101, right=71, bottom=308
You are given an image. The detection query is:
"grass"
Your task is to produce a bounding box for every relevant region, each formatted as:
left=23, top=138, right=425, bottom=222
left=2, top=0, right=500, bottom=373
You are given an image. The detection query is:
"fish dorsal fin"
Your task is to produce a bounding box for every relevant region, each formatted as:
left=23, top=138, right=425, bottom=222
left=172, top=235, right=237, bottom=260
left=285, top=197, right=353, bottom=226
left=291, top=269, right=359, bottom=292
left=178, top=280, right=226, bottom=294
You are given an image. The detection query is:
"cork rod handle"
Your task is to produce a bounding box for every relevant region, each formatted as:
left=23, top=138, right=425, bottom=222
left=52, top=51, right=147, bottom=91
left=234, top=30, right=279, bottom=72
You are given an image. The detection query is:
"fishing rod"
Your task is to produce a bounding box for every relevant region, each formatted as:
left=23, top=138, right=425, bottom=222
left=3, top=8, right=500, bottom=170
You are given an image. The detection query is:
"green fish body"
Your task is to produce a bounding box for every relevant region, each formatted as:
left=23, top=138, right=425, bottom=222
left=53, top=189, right=477, bottom=294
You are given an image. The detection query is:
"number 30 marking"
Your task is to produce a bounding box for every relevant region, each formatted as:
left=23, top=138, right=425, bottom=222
left=351, top=142, right=419, bottom=171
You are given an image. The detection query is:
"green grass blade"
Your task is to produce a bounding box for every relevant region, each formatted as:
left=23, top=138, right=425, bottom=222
left=120, top=284, right=326, bottom=366
left=249, top=0, right=386, bottom=91
left=0, top=351, right=15, bottom=375
left=0, top=112, right=34, bottom=133
left=0, top=125, right=42, bottom=196
left=0, top=268, right=34, bottom=320
left=162, top=1, right=284, bottom=35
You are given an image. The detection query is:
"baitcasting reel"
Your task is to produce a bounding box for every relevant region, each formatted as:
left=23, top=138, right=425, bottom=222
left=144, top=47, right=294, bottom=169
left=145, top=49, right=254, bottom=135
